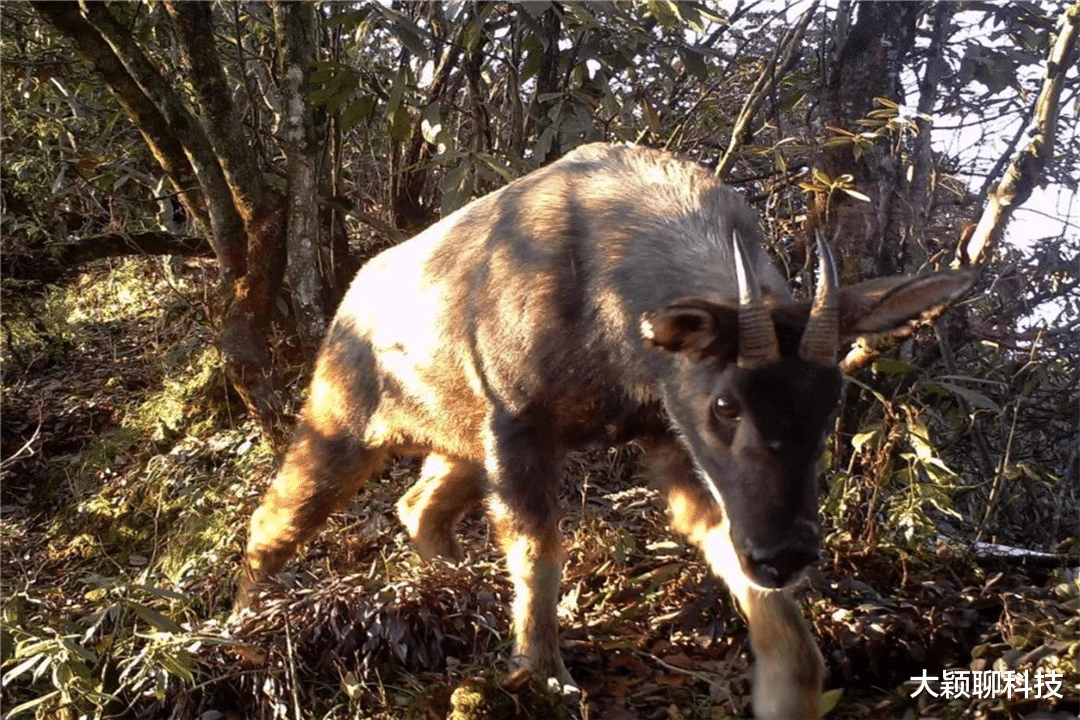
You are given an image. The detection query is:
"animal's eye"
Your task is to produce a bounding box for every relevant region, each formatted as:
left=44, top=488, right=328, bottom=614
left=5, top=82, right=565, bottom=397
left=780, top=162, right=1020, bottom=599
left=713, top=396, right=741, bottom=420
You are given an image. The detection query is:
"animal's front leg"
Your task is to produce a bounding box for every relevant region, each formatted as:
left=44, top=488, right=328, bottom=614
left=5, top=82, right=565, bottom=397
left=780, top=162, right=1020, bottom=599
left=483, top=410, right=572, bottom=686
left=238, top=422, right=385, bottom=610
left=734, top=585, right=824, bottom=720
left=492, top=500, right=569, bottom=685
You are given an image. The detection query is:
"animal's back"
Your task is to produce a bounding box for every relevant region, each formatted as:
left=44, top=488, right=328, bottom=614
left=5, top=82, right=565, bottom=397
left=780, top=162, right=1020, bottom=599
left=329, top=144, right=786, bottom=457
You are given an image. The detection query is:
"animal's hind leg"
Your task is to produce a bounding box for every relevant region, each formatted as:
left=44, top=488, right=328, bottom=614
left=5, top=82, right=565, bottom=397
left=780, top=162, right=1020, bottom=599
left=237, top=420, right=386, bottom=609
left=397, top=454, right=486, bottom=561
left=641, top=437, right=823, bottom=720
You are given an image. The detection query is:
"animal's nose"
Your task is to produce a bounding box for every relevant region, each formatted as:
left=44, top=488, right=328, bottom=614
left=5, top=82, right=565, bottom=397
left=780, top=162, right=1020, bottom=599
left=745, top=521, right=820, bottom=588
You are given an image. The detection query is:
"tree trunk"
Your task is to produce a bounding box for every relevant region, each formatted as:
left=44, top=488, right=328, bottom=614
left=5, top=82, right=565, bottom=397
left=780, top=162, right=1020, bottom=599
left=77, top=0, right=248, bottom=286
left=909, top=3, right=954, bottom=244
left=814, top=2, right=925, bottom=454
left=162, top=1, right=289, bottom=435
left=273, top=1, right=328, bottom=354
left=36, top=1, right=291, bottom=437
left=815, top=1, right=921, bottom=279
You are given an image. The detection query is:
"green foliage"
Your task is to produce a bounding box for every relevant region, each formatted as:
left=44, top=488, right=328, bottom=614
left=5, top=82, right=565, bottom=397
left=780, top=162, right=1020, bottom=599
left=823, top=336, right=1077, bottom=558
left=306, top=2, right=751, bottom=222
left=0, top=2, right=162, bottom=253
left=2, top=581, right=186, bottom=718
left=0, top=253, right=270, bottom=716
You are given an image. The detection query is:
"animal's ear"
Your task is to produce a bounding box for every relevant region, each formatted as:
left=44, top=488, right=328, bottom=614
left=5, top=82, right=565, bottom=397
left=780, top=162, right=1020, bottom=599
left=641, top=299, right=738, bottom=360
left=839, top=271, right=974, bottom=341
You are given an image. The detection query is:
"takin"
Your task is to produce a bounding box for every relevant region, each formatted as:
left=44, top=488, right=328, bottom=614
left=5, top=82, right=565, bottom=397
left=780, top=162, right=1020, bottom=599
left=237, top=143, right=971, bottom=719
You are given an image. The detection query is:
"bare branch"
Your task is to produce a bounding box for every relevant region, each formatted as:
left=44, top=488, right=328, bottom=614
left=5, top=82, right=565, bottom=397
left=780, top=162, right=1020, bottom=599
left=958, top=0, right=1080, bottom=267
left=3, top=232, right=212, bottom=287
left=714, top=2, right=817, bottom=180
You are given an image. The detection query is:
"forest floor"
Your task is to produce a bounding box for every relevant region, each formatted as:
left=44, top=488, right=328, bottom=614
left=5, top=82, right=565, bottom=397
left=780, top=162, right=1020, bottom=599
left=1, top=257, right=1076, bottom=720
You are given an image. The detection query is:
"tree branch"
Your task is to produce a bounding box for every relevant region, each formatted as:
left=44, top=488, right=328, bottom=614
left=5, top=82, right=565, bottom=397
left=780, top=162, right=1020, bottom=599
left=714, top=1, right=817, bottom=179
left=31, top=3, right=214, bottom=248
left=3, top=232, right=212, bottom=287
left=163, top=1, right=282, bottom=224
left=78, top=0, right=247, bottom=285
left=957, top=0, right=1080, bottom=267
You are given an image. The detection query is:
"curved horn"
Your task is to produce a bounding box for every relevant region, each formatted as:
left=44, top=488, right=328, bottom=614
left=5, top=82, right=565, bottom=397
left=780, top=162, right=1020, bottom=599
left=733, top=229, right=780, bottom=367
left=799, top=230, right=840, bottom=364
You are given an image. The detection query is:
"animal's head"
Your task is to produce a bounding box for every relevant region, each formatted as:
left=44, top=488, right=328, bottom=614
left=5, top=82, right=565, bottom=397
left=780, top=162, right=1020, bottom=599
left=641, top=231, right=971, bottom=590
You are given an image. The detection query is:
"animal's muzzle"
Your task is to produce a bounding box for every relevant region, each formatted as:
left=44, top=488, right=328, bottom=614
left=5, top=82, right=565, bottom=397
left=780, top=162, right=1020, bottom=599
left=743, top=519, right=820, bottom=588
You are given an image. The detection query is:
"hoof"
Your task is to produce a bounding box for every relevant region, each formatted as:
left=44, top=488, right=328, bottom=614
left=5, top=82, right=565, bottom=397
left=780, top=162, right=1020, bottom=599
left=504, top=657, right=579, bottom=695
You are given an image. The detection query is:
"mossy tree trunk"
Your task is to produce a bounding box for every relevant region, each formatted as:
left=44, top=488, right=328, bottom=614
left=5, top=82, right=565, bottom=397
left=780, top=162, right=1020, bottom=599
left=32, top=1, right=338, bottom=439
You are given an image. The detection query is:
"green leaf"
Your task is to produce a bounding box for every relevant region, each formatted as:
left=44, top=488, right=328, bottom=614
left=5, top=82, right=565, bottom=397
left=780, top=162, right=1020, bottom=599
left=420, top=102, right=443, bottom=145
left=852, top=428, right=880, bottom=452
left=463, top=18, right=483, bottom=52
left=339, top=96, right=376, bottom=132
left=2, top=689, right=61, bottom=719
left=642, top=98, right=660, bottom=132
left=812, top=167, right=833, bottom=186
left=562, top=3, right=599, bottom=27
left=325, top=9, right=369, bottom=30
left=127, top=601, right=183, bottom=633
left=386, top=67, right=407, bottom=118
left=874, top=357, right=917, bottom=376
left=157, top=648, right=195, bottom=684
left=132, top=583, right=185, bottom=602
left=1, top=653, right=47, bottom=687
left=308, top=67, right=359, bottom=114
left=59, top=637, right=97, bottom=664
left=521, top=44, right=543, bottom=82
left=389, top=103, right=412, bottom=143
left=673, top=2, right=706, bottom=32
left=374, top=6, right=430, bottom=61
left=439, top=161, right=470, bottom=215
left=925, top=381, right=1002, bottom=413
left=519, top=1, right=552, bottom=20
left=532, top=126, right=556, bottom=161
left=475, top=153, right=515, bottom=183
left=820, top=687, right=844, bottom=716
left=647, top=1, right=680, bottom=27
left=927, top=495, right=963, bottom=520
left=841, top=187, right=871, bottom=202
left=677, top=47, right=709, bottom=81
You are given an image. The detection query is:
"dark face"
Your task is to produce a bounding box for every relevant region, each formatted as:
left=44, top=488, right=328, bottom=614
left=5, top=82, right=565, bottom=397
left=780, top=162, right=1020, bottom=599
left=642, top=259, right=974, bottom=589
left=665, top=355, right=843, bottom=589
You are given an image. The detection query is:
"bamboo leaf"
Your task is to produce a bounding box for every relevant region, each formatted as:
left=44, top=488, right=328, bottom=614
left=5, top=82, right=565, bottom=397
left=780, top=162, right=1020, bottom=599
left=2, top=689, right=61, bottom=719
left=127, top=601, right=183, bottom=634
left=841, top=187, right=871, bottom=202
